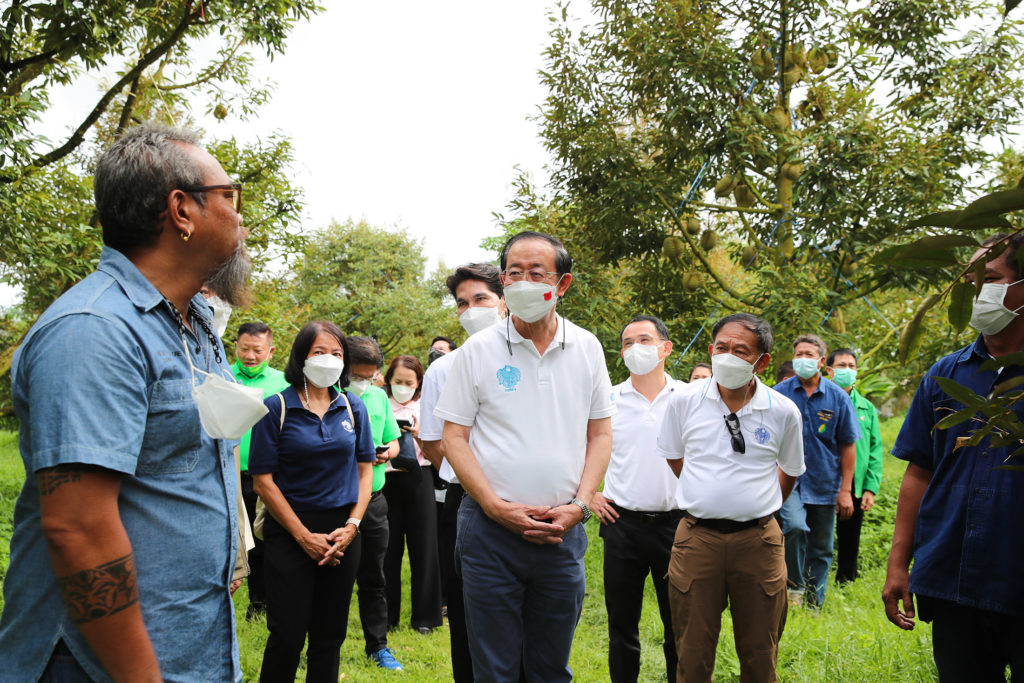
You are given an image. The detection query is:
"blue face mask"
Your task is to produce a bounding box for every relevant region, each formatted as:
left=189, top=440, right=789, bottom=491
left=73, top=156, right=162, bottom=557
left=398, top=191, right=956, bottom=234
left=832, top=367, right=857, bottom=388
left=792, top=357, right=819, bottom=379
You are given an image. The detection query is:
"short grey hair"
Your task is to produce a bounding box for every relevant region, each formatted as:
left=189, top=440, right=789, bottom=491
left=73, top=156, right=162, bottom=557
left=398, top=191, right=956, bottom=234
left=94, top=123, right=206, bottom=253
left=793, top=333, right=827, bottom=358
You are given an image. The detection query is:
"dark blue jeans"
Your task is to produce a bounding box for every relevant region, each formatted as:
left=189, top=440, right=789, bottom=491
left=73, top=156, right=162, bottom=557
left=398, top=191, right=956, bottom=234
left=457, top=497, right=587, bottom=683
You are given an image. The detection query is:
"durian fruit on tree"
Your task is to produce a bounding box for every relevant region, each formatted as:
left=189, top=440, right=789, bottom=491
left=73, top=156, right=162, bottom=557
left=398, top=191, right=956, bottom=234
left=662, top=235, right=685, bottom=259
left=714, top=174, right=737, bottom=198
left=700, top=229, right=718, bottom=251
left=682, top=270, right=702, bottom=292
left=825, top=307, right=846, bottom=334
left=686, top=215, right=701, bottom=234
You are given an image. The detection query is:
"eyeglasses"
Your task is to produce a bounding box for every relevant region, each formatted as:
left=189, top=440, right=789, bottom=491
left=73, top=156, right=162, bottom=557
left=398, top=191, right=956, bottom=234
left=724, top=412, right=745, bottom=454
left=503, top=268, right=560, bottom=283
left=180, top=183, right=242, bottom=213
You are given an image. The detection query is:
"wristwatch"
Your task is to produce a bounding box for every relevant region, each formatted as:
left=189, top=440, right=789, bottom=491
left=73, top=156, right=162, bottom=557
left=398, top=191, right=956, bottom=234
left=346, top=517, right=362, bottom=533
left=570, top=497, right=593, bottom=523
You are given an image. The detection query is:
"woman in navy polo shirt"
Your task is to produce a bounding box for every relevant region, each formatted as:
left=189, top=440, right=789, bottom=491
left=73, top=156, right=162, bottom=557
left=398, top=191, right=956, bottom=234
left=249, top=321, right=376, bottom=683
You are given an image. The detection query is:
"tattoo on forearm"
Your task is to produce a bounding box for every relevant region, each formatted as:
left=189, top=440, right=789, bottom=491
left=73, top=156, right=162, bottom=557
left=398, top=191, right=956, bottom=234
left=38, top=464, right=101, bottom=496
left=38, top=471, right=82, bottom=495
left=57, top=554, right=139, bottom=624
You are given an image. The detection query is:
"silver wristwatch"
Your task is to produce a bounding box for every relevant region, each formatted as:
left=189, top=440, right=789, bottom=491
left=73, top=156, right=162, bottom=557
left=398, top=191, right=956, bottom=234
left=570, top=497, right=593, bottom=523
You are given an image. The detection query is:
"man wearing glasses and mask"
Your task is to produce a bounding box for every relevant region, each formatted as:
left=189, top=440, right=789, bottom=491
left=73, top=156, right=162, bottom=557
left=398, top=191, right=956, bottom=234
left=0, top=124, right=251, bottom=681
left=436, top=231, right=615, bottom=682
left=657, top=313, right=804, bottom=683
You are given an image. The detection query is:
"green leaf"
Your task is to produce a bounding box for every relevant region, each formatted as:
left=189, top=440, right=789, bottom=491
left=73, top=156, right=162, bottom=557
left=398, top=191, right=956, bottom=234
left=934, top=376, right=987, bottom=409
left=947, top=280, right=974, bottom=333
left=898, top=294, right=941, bottom=363
left=907, top=210, right=1012, bottom=231
left=956, top=188, right=1024, bottom=227
left=979, top=352, right=1024, bottom=371
left=991, top=376, right=1024, bottom=397
left=935, top=407, right=978, bottom=430
left=881, top=234, right=978, bottom=269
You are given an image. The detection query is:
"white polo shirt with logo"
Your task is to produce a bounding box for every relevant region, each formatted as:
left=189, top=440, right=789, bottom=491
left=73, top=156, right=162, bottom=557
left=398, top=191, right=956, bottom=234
left=435, top=315, right=616, bottom=507
left=603, top=374, right=685, bottom=512
left=656, top=376, right=805, bottom=521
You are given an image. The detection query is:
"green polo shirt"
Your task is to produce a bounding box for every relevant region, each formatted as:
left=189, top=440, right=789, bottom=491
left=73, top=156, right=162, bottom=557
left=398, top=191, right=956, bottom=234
left=231, top=360, right=290, bottom=471
left=356, top=384, right=402, bottom=491
left=849, top=387, right=884, bottom=497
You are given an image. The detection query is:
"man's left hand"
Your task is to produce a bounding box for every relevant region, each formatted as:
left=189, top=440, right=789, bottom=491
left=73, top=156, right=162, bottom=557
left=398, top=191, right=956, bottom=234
left=836, top=490, right=854, bottom=520
left=523, top=503, right=584, bottom=542
left=591, top=492, right=619, bottom=525
left=229, top=579, right=243, bottom=596
left=861, top=491, right=876, bottom=511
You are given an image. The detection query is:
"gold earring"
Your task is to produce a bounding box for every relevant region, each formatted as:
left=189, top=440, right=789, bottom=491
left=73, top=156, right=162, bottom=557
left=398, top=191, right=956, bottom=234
left=181, top=230, right=192, bottom=242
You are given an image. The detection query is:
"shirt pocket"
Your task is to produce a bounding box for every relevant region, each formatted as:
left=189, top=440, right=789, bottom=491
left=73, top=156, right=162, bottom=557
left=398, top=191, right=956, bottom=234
left=137, top=378, right=202, bottom=475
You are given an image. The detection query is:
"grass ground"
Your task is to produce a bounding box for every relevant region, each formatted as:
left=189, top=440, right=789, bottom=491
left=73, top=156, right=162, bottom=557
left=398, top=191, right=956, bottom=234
left=0, top=417, right=936, bottom=681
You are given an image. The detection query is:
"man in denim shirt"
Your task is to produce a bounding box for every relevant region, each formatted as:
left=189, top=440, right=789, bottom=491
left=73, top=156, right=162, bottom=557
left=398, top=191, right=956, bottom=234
left=884, top=234, right=1024, bottom=679
left=0, top=124, right=250, bottom=682
left=774, top=333, right=859, bottom=608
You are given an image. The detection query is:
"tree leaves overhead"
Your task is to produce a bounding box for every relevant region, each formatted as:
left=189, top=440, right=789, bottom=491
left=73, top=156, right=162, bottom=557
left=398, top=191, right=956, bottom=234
left=947, top=280, right=974, bottom=333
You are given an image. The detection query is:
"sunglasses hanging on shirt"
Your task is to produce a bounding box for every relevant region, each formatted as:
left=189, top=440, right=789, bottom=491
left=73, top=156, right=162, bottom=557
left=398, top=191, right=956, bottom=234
left=724, top=412, right=746, bottom=454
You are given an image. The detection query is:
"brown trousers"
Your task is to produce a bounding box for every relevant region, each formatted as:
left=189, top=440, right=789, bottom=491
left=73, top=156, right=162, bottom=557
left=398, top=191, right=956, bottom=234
left=667, top=515, right=788, bottom=683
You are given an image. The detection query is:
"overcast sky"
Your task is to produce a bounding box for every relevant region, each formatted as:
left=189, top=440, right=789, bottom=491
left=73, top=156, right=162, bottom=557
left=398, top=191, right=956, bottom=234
left=217, top=2, right=562, bottom=273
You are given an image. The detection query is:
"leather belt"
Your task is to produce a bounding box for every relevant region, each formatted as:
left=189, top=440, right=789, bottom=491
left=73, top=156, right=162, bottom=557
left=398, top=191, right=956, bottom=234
left=685, top=512, right=772, bottom=534
left=616, top=507, right=684, bottom=523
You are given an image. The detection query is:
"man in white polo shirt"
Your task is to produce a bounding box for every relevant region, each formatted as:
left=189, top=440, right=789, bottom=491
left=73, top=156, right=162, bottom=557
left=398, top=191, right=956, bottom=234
left=436, top=230, right=615, bottom=682
left=419, top=262, right=505, bottom=683
left=657, top=312, right=804, bottom=683
left=591, top=314, right=683, bottom=683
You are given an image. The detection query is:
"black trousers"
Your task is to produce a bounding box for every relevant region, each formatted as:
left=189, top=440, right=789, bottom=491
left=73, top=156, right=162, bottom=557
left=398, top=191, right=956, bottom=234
left=441, top=483, right=474, bottom=682
left=929, top=597, right=1024, bottom=682
left=356, top=491, right=390, bottom=655
left=260, top=506, right=360, bottom=683
left=599, top=507, right=679, bottom=683
left=835, top=493, right=864, bottom=584
left=240, top=472, right=267, bottom=608
left=383, top=465, right=443, bottom=629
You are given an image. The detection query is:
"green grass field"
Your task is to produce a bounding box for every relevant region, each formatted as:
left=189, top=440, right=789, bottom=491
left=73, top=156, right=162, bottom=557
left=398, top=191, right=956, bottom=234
left=0, top=418, right=936, bottom=681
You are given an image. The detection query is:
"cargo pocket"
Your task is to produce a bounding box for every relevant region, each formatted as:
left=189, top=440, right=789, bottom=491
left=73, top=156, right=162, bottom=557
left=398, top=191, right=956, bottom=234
left=667, top=520, right=695, bottom=592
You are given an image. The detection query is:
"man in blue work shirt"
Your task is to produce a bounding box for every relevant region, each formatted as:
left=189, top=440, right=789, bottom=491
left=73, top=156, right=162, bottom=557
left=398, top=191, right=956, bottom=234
left=775, top=333, right=859, bottom=608
left=883, top=233, right=1024, bottom=679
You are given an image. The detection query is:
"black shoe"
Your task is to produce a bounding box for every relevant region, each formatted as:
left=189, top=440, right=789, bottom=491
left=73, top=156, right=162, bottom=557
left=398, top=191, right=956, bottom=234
left=415, top=626, right=434, bottom=635
left=245, top=603, right=266, bottom=622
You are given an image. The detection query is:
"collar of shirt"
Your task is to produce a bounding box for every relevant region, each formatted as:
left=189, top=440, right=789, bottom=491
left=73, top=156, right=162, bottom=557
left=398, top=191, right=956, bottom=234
left=502, top=314, right=579, bottom=348
left=96, top=246, right=214, bottom=325
left=620, top=372, right=677, bottom=401
left=700, top=376, right=773, bottom=415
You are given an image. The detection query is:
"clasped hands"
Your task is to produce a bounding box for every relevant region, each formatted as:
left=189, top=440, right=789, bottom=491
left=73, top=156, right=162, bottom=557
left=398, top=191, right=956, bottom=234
left=487, top=499, right=584, bottom=545
left=297, top=525, right=358, bottom=566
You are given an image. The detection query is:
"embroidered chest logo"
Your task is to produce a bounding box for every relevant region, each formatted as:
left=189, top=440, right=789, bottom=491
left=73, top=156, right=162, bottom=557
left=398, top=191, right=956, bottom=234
left=754, top=426, right=771, bottom=444
left=496, top=364, right=522, bottom=392
left=816, top=408, right=834, bottom=433
left=342, top=419, right=354, bottom=433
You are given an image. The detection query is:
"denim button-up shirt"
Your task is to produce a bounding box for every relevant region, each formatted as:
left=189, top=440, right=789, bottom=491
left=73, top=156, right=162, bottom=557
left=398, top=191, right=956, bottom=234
left=893, top=335, right=1024, bottom=616
left=0, top=247, right=241, bottom=682
left=775, top=374, right=860, bottom=504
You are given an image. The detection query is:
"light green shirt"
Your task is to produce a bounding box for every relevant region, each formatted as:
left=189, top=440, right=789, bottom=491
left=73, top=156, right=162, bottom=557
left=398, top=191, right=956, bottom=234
left=356, top=384, right=402, bottom=491
left=231, top=360, right=290, bottom=471
left=850, top=387, right=883, bottom=497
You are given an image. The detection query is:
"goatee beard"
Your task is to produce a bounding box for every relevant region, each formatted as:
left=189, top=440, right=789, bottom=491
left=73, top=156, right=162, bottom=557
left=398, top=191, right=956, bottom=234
left=203, top=239, right=252, bottom=307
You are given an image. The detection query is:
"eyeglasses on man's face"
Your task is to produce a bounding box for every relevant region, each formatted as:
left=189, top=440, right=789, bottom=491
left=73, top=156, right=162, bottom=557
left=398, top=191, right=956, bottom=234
left=180, top=182, right=242, bottom=214
left=724, top=412, right=745, bottom=454
left=502, top=268, right=560, bottom=283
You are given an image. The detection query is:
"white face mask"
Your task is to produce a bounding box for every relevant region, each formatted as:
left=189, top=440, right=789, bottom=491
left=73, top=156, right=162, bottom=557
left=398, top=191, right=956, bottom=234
left=391, top=383, right=416, bottom=404
left=623, top=343, right=663, bottom=376
left=459, top=305, right=502, bottom=336
left=503, top=279, right=560, bottom=323
left=792, top=357, right=820, bottom=379
left=970, top=278, right=1024, bottom=335
left=347, top=378, right=371, bottom=396
left=180, top=334, right=268, bottom=440
left=303, top=355, right=344, bottom=388
left=206, top=295, right=233, bottom=338
left=711, top=352, right=762, bottom=390
left=193, top=373, right=268, bottom=440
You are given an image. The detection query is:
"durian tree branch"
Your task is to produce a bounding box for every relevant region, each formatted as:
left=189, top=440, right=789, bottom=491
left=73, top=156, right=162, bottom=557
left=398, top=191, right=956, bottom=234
left=857, top=325, right=899, bottom=369
left=689, top=200, right=775, bottom=214
left=656, top=191, right=760, bottom=308
left=154, top=39, right=245, bottom=91
left=8, top=6, right=196, bottom=178
left=738, top=171, right=782, bottom=210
